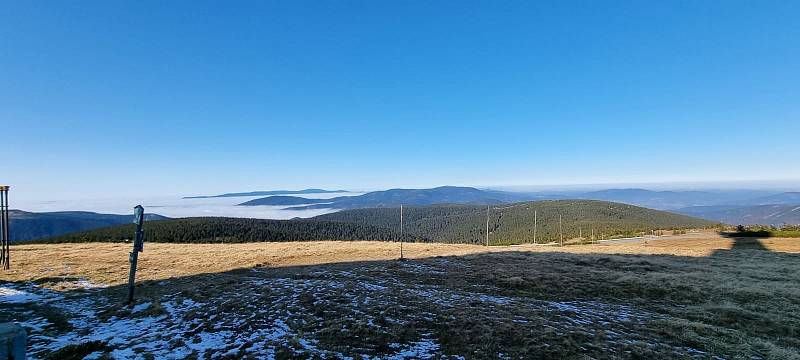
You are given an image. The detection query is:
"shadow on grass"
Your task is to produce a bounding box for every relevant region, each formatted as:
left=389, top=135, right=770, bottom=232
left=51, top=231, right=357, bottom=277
left=719, top=231, right=771, bottom=251
left=3, top=238, right=800, bottom=359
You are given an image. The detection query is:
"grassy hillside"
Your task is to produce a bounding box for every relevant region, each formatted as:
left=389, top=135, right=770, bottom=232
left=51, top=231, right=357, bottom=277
left=314, top=200, right=719, bottom=245
left=32, top=200, right=717, bottom=245
left=35, top=217, right=413, bottom=244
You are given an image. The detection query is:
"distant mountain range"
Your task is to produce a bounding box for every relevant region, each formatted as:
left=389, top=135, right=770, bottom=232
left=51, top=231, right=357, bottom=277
left=239, top=186, right=532, bottom=209
left=9, top=210, right=169, bottom=242
left=183, top=189, right=348, bottom=199
left=574, top=189, right=786, bottom=210
left=237, top=186, right=794, bottom=209
left=738, top=192, right=800, bottom=205
left=14, top=187, right=797, bottom=242
left=36, top=200, right=716, bottom=245
left=235, top=186, right=800, bottom=226
left=676, top=204, right=800, bottom=226
left=239, top=195, right=334, bottom=206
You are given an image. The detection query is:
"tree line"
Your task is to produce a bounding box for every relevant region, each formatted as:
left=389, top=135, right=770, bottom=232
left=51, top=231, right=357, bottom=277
left=35, top=217, right=416, bottom=244
left=314, top=200, right=720, bottom=245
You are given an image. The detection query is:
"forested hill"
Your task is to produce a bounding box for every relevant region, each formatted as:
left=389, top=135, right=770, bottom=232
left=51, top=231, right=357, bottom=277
left=313, top=200, right=718, bottom=245
left=9, top=210, right=169, bottom=242
left=34, top=217, right=414, bottom=244
left=33, top=200, right=717, bottom=245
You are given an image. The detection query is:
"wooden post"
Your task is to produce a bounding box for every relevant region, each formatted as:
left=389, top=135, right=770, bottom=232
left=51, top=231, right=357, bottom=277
left=559, top=214, right=563, bottom=247
left=127, top=205, right=145, bottom=304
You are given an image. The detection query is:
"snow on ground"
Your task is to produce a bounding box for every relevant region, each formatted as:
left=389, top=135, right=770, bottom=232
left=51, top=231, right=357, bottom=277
left=1, top=258, right=711, bottom=359
left=0, top=286, right=42, bottom=303
left=386, top=338, right=441, bottom=360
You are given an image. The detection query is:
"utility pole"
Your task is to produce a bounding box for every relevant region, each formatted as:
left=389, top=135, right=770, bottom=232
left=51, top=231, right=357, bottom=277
left=485, top=205, right=490, bottom=246
left=400, top=205, right=404, bottom=260
left=559, top=214, right=563, bottom=247
left=533, top=210, right=537, bottom=245
left=127, top=205, right=145, bottom=304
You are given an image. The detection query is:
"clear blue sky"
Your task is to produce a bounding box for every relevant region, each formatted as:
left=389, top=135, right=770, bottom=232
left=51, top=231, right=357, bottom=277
left=2, top=1, right=799, bottom=201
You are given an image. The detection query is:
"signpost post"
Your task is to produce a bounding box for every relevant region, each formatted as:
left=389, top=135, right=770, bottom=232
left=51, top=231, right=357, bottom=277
left=0, top=185, right=10, bottom=270
left=127, top=205, right=145, bottom=304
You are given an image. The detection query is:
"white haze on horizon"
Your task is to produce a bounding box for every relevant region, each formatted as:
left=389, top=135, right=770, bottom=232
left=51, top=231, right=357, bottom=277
left=12, top=192, right=359, bottom=220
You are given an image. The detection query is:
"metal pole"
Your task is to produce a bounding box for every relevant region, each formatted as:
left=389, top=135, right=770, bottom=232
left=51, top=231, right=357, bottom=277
left=127, top=205, right=145, bottom=304
left=486, top=205, right=490, bottom=246
left=5, top=189, right=9, bottom=268
left=533, top=210, right=537, bottom=245
left=1, top=188, right=5, bottom=269
left=400, top=205, right=404, bottom=260
left=4, top=189, right=8, bottom=270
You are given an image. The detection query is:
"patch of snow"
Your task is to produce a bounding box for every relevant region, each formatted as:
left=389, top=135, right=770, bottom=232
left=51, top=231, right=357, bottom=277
left=362, top=282, right=388, bottom=291
left=0, top=287, right=42, bottom=303
left=386, top=339, right=441, bottom=359
left=73, top=279, right=106, bottom=289
left=399, top=262, right=445, bottom=275
left=476, top=294, right=511, bottom=305
left=187, top=331, right=235, bottom=356
left=130, top=301, right=152, bottom=314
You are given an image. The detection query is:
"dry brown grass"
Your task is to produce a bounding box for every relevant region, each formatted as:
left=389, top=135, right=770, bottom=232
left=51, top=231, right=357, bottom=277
left=4, top=233, right=800, bottom=359
left=3, top=231, right=799, bottom=287
left=3, top=241, right=488, bottom=287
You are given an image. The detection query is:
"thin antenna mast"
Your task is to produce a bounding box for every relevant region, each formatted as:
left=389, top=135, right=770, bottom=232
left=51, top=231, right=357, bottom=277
left=485, top=205, right=490, bottom=246
left=533, top=209, right=537, bottom=245
left=400, top=205, right=404, bottom=259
